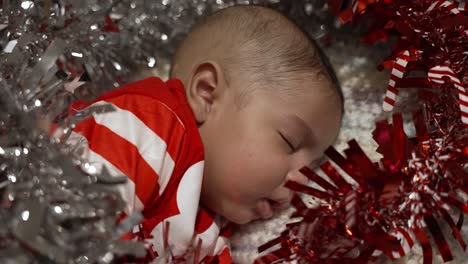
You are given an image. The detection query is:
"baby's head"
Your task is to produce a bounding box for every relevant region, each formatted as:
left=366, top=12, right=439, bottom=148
left=170, top=5, right=343, bottom=224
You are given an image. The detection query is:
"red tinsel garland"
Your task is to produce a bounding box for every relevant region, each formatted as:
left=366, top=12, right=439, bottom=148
left=254, top=1, right=468, bottom=263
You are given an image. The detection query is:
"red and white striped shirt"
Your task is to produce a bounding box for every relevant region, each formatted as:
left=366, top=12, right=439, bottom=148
left=67, top=77, right=233, bottom=263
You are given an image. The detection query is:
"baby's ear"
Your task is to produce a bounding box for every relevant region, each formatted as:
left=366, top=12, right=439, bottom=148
left=186, top=62, right=220, bottom=124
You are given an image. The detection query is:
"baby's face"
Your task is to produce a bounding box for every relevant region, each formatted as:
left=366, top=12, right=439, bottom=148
left=199, top=78, right=342, bottom=224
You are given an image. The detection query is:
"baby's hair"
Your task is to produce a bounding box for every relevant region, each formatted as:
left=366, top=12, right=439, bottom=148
left=170, top=5, right=343, bottom=111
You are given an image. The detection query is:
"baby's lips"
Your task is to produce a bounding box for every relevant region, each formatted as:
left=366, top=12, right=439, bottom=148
left=256, top=199, right=273, bottom=219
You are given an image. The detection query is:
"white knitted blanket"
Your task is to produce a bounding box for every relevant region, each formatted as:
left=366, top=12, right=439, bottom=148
left=229, top=37, right=468, bottom=264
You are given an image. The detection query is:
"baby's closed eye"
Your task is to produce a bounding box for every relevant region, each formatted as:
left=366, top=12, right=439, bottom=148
left=278, top=131, right=297, bottom=152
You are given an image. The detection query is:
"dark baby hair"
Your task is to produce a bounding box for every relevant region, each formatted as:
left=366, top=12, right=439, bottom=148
left=171, top=5, right=343, bottom=111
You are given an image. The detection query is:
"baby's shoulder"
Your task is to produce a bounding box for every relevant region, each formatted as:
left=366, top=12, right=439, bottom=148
left=105, top=77, right=198, bottom=133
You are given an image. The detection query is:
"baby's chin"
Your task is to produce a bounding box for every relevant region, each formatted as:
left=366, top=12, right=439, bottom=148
left=226, top=215, right=253, bottom=225
left=203, top=196, right=259, bottom=224
left=221, top=208, right=259, bottom=225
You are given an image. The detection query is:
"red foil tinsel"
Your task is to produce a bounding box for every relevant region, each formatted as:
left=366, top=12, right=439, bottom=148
left=255, top=1, right=467, bottom=263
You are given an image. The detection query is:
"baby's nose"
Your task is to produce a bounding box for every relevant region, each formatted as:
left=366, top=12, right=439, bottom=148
left=268, top=170, right=309, bottom=211
left=286, top=170, right=309, bottom=186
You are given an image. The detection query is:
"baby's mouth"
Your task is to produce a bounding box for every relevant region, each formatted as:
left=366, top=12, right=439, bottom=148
left=256, top=199, right=274, bottom=219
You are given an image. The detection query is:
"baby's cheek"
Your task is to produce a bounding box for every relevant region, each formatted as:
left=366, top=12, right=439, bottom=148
left=261, top=154, right=291, bottom=188
left=221, top=136, right=288, bottom=201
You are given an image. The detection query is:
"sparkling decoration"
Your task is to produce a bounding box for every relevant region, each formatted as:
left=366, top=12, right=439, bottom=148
left=255, top=0, right=468, bottom=263
left=0, top=67, right=146, bottom=262
left=1, top=0, right=466, bottom=263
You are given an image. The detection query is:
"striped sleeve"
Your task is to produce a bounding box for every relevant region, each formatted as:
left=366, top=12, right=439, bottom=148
left=72, top=94, right=186, bottom=214
left=195, top=209, right=234, bottom=263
